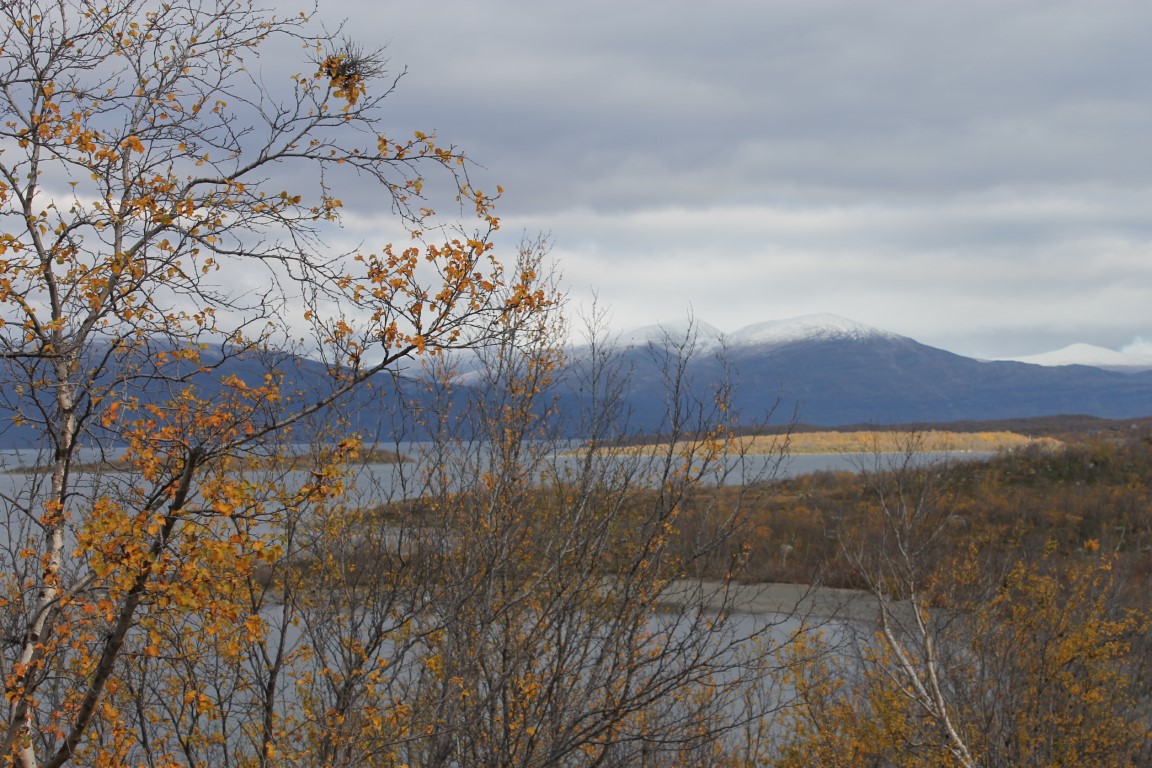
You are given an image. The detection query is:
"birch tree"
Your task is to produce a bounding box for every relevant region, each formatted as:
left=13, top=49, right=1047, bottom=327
left=0, top=1, right=544, bottom=765
left=775, top=437, right=1152, bottom=768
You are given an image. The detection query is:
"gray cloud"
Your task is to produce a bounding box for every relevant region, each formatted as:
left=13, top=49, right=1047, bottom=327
left=313, top=0, right=1152, bottom=358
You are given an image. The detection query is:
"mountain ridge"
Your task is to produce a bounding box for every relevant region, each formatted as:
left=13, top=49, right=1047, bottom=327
left=619, top=314, right=1149, bottom=371
left=589, top=315, right=1152, bottom=429
left=4, top=316, right=1151, bottom=447
left=1002, top=343, right=1152, bottom=372
left=616, top=313, right=900, bottom=352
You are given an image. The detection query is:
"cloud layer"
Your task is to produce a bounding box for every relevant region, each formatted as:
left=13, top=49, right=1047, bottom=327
left=315, top=0, right=1152, bottom=357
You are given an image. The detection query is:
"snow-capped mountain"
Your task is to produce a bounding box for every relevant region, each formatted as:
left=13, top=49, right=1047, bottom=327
left=619, top=319, right=725, bottom=351
left=472, top=316, right=1152, bottom=429
left=10, top=316, right=1147, bottom=447
left=617, top=314, right=897, bottom=352
left=587, top=314, right=1152, bottom=428
left=726, top=313, right=899, bottom=348
left=1002, top=343, right=1152, bottom=372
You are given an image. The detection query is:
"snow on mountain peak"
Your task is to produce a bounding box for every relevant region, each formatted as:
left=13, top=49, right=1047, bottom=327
left=616, top=314, right=899, bottom=352
left=727, top=313, right=898, bottom=347
left=620, top=319, right=725, bottom=350
left=1004, top=343, right=1152, bottom=371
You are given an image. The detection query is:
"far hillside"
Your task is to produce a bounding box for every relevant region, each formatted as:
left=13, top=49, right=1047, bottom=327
left=566, top=314, right=1152, bottom=430
left=666, top=425, right=1152, bottom=596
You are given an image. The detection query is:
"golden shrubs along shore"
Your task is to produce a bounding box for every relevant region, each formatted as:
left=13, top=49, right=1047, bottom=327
left=598, top=430, right=1062, bottom=456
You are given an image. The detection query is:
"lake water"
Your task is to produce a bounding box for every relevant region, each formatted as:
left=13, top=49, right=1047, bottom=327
left=0, top=444, right=993, bottom=503
left=0, top=442, right=896, bottom=759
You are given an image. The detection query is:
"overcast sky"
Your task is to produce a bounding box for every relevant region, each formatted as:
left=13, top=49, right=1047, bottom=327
left=312, top=0, right=1152, bottom=358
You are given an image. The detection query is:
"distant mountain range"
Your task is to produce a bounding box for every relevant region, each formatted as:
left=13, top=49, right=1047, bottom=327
left=3, top=315, right=1151, bottom=447
left=581, top=314, right=1152, bottom=430
left=999, top=343, right=1152, bottom=372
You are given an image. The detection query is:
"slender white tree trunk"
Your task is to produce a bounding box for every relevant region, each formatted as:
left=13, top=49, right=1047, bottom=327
left=9, top=358, right=77, bottom=768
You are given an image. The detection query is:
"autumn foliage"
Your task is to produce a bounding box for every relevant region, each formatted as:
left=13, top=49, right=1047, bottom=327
left=762, top=433, right=1152, bottom=767
left=0, top=0, right=545, bottom=765
left=1, top=0, right=1151, bottom=766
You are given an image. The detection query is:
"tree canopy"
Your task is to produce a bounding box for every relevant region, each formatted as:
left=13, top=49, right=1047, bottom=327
left=0, top=1, right=546, bottom=764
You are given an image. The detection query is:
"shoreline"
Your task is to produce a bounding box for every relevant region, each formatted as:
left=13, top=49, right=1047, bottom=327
left=659, top=579, right=889, bottom=624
